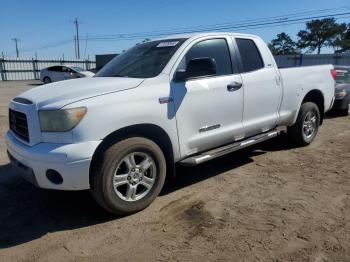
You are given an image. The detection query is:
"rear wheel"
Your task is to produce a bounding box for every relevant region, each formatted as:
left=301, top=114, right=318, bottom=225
left=90, top=137, right=166, bottom=215
left=43, top=77, right=51, bottom=84
left=288, top=102, right=320, bottom=146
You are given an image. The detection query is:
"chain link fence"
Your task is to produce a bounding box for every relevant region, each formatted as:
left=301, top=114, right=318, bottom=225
left=1, top=54, right=349, bottom=81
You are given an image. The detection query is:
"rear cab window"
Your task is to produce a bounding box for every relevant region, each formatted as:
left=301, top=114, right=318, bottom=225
left=235, top=38, right=264, bottom=73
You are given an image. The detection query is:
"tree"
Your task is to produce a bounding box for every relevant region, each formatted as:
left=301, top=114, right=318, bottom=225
left=297, top=18, right=346, bottom=54
left=268, top=33, right=299, bottom=55
left=333, top=23, right=350, bottom=53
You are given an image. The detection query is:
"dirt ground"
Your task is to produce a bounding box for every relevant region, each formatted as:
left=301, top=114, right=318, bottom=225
left=0, top=81, right=349, bottom=262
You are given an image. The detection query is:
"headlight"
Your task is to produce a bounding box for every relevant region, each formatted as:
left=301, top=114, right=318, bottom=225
left=335, top=89, right=347, bottom=99
left=39, top=107, right=87, bottom=132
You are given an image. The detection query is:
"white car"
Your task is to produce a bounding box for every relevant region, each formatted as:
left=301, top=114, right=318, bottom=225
left=7, top=32, right=335, bottom=215
left=40, top=65, right=94, bottom=84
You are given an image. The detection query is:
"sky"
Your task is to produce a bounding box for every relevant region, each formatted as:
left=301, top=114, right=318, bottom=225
left=0, top=0, right=349, bottom=59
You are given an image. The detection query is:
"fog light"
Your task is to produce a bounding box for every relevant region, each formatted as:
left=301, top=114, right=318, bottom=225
left=46, top=169, right=63, bottom=184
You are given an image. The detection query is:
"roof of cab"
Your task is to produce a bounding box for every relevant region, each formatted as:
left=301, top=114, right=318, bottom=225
left=154, top=32, right=259, bottom=41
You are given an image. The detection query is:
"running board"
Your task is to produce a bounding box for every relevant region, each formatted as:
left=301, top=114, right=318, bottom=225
left=180, top=130, right=279, bottom=166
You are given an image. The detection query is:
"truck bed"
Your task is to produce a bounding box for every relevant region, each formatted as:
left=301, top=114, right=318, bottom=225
left=277, top=65, right=335, bottom=126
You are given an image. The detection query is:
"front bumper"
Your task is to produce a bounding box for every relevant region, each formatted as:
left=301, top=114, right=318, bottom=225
left=6, top=131, right=101, bottom=190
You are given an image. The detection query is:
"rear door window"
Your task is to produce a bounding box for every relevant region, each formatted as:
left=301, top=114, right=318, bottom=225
left=236, top=38, right=264, bottom=73
left=48, top=66, right=63, bottom=72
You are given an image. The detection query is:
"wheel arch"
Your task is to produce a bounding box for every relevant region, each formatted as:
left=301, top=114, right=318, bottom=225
left=89, top=124, right=176, bottom=186
left=301, top=89, right=325, bottom=125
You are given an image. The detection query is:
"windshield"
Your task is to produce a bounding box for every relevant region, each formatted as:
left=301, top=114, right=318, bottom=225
left=71, top=66, right=84, bottom=72
left=336, top=68, right=350, bottom=84
left=95, top=39, right=186, bottom=78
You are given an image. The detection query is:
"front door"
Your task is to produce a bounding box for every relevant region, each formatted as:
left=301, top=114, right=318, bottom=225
left=171, top=37, right=244, bottom=157
left=61, top=66, right=75, bottom=80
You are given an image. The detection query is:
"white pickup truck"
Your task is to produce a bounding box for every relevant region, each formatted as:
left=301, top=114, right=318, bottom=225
left=6, top=32, right=336, bottom=214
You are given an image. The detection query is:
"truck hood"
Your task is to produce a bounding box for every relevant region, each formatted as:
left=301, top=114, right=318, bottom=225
left=16, top=77, right=144, bottom=109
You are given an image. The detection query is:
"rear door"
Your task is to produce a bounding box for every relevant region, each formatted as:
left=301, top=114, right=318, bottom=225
left=234, top=37, right=282, bottom=137
left=46, top=66, right=59, bottom=81
left=171, top=37, right=245, bottom=157
left=51, top=66, right=64, bottom=81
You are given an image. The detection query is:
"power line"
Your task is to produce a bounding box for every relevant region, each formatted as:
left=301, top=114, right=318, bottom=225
left=84, top=13, right=350, bottom=41
left=237, top=16, right=350, bottom=32
left=5, top=6, right=350, bottom=56
left=12, top=11, right=349, bottom=55
left=85, top=6, right=350, bottom=40
left=20, top=38, right=74, bottom=53
left=85, top=16, right=350, bottom=41
left=7, top=38, right=74, bottom=57
left=82, top=12, right=350, bottom=42
left=11, top=38, right=20, bottom=58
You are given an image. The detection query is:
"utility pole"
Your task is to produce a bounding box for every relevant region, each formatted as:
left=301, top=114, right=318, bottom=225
left=73, top=18, right=80, bottom=59
left=11, top=38, right=20, bottom=58
left=74, top=35, right=77, bottom=59
left=84, top=33, right=88, bottom=59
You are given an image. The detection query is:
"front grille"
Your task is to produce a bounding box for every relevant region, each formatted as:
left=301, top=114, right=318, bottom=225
left=9, top=109, right=29, bottom=142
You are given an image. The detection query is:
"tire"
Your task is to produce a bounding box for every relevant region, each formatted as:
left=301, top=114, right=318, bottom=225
left=43, top=77, right=51, bottom=84
left=288, top=102, right=320, bottom=146
left=90, top=137, right=166, bottom=215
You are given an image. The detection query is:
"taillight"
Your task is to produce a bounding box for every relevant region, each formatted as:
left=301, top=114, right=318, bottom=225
left=331, top=69, right=337, bottom=80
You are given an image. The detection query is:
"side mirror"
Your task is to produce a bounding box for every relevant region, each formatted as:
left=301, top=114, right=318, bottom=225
left=174, top=57, right=217, bottom=82
left=187, top=57, right=217, bottom=78
left=174, top=70, right=187, bottom=82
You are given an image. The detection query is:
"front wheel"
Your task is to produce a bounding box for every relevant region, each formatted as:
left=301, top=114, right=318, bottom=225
left=288, top=102, right=320, bottom=146
left=90, top=137, right=166, bottom=215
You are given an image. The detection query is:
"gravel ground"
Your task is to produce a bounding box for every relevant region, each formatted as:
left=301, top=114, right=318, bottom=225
left=0, top=80, right=349, bottom=262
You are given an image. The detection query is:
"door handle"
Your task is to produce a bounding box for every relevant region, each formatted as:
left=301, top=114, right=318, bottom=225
left=227, top=82, right=242, bottom=91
